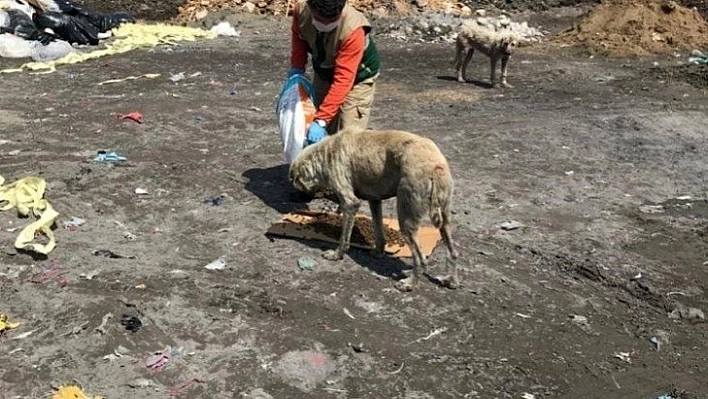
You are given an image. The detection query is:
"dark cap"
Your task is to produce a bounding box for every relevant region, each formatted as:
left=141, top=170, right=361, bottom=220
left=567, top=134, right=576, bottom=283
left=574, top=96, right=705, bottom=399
left=307, top=0, right=346, bottom=18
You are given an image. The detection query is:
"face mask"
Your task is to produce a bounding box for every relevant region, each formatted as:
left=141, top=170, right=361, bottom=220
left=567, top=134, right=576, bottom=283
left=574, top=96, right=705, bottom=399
left=312, top=18, right=339, bottom=32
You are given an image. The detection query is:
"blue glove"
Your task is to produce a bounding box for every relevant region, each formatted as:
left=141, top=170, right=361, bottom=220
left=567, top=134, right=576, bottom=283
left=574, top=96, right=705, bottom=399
left=288, top=67, right=305, bottom=78
left=306, top=121, right=327, bottom=145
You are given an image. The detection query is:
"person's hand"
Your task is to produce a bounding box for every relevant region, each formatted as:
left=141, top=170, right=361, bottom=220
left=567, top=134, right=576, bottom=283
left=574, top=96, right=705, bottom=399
left=288, top=67, right=305, bottom=78
left=306, top=120, right=327, bottom=145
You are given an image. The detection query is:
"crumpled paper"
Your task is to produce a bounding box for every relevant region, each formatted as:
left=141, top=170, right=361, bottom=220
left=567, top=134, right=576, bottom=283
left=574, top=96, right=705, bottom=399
left=0, top=313, right=20, bottom=333
left=53, top=385, right=103, bottom=399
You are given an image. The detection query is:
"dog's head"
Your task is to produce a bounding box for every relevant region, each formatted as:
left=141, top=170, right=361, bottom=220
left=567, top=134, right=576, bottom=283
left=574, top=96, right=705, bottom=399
left=289, top=150, right=321, bottom=195
left=499, top=33, right=520, bottom=56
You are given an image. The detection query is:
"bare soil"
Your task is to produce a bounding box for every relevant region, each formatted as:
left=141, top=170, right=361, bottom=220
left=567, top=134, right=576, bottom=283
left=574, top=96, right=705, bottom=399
left=1, top=6, right=708, bottom=399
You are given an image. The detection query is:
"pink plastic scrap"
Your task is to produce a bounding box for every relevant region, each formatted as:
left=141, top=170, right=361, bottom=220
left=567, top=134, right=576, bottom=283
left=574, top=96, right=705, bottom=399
left=116, top=111, right=144, bottom=124
left=145, top=348, right=171, bottom=372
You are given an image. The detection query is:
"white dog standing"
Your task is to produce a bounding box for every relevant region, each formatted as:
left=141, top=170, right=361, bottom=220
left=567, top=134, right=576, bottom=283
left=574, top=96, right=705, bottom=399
left=453, top=21, right=519, bottom=88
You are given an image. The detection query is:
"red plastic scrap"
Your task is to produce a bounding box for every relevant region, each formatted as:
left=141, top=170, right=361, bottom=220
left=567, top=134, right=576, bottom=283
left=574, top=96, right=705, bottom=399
left=116, top=111, right=144, bottom=124
left=167, top=376, right=205, bottom=397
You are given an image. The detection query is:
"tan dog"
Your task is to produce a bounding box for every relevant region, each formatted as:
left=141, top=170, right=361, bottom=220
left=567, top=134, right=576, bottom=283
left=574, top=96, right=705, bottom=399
left=289, top=128, right=459, bottom=291
left=453, top=22, right=519, bottom=88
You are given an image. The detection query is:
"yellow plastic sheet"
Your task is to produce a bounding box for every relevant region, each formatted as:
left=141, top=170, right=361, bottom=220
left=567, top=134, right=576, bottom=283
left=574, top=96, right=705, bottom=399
left=0, top=175, right=59, bottom=254
left=53, top=385, right=103, bottom=399
left=0, top=313, right=20, bottom=332
left=1, top=23, right=217, bottom=74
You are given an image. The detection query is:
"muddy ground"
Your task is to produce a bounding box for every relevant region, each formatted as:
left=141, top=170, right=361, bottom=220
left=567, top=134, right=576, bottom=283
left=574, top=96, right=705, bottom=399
left=1, top=7, right=708, bottom=399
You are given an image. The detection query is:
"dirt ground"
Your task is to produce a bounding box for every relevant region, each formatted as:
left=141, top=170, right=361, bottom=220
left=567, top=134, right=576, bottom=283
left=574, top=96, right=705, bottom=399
left=1, top=5, right=708, bottom=399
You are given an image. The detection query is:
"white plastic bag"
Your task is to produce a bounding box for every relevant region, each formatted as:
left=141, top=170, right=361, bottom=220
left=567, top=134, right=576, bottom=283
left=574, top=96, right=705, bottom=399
left=276, top=74, right=316, bottom=164
left=0, top=33, right=33, bottom=58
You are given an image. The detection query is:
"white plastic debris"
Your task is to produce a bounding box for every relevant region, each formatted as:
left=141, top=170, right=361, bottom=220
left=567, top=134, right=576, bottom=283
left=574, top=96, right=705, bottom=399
left=210, top=21, right=241, bottom=37
left=135, top=188, right=149, bottom=195
left=204, top=256, right=227, bottom=270
left=500, top=220, right=522, bottom=231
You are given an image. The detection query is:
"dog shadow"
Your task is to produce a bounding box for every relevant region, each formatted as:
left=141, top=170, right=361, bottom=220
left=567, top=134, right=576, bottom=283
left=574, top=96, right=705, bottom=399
left=436, top=75, right=492, bottom=88
left=242, top=164, right=310, bottom=214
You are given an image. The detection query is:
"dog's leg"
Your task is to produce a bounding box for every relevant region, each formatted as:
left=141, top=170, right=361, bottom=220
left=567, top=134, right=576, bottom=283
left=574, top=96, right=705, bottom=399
left=323, top=197, right=360, bottom=261
left=394, top=189, right=427, bottom=292
left=369, top=200, right=385, bottom=256
left=437, top=210, right=460, bottom=289
left=489, top=55, right=498, bottom=88
left=458, top=49, right=474, bottom=83
left=499, top=54, right=512, bottom=88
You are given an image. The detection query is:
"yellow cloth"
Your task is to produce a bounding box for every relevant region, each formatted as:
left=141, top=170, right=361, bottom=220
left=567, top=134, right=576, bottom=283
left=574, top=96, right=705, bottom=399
left=0, top=175, right=58, bottom=254
left=53, top=385, right=103, bottom=399
left=1, top=23, right=217, bottom=74
left=0, top=313, right=20, bottom=332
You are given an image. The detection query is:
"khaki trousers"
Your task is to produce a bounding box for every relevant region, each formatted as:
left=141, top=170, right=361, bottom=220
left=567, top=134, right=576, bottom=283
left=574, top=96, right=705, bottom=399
left=313, top=73, right=378, bottom=135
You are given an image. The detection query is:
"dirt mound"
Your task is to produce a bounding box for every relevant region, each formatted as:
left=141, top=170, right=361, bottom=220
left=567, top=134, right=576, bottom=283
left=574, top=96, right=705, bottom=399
left=557, top=0, right=708, bottom=56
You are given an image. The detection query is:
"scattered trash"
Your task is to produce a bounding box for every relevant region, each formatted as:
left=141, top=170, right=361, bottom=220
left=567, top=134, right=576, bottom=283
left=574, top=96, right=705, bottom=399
left=564, top=170, right=575, bottom=176
left=126, top=378, right=153, bottom=388
left=630, top=272, right=642, bottom=280
left=348, top=342, right=365, bottom=353
left=569, top=314, right=588, bottom=324
left=135, top=188, right=149, bottom=195
left=688, top=49, right=707, bottom=65
left=12, top=329, right=37, bottom=340
left=124, top=232, right=136, bottom=240
left=95, top=313, right=113, bottom=335
left=121, top=314, right=142, bottom=333
left=210, top=21, right=241, bottom=37
left=62, top=217, right=86, bottom=230
left=169, top=72, right=186, bottom=82
left=94, top=151, right=127, bottom=163
left=204, top=256, right=227, bottom=270
left=675, top=195, right=692, bottom=200
left=146, top=347, right=172, bottom=372
left=412, top=327, right=448, bottom=343
left=135, top=283, right=146, bottom=289
left=343, top=308, right=355, bottom=320
left=0, top=313, right=20, bottom=333
left=500, top=220, right=522, bottom=231
left=116, top=111, right=144, bottom=124
left=0, top=175, right=59, bottom=254
left=52, top=385, right=103, bottom=399
left=613, top=352, right=632, bottom=364
left=298, top=256, right=317, bottom=271
left=204, top=195, right=225, bottom=206
left=92, top=249, right=132, bottom=259
left=102, top=347, right=129, bottom=362
left=97, top=73, right=161, bottom=86
left=639, top=204, right=664, bottom=214
left=79, top=269, right=100, bottom=280
left=515, top=312, right=532, bottom=319
left=656, top=394, right=677, bottom=399
left=521, top=393, right=536, bottom=399
left=650, top=336, right=662, bottom=351
left=167, top=376, right=205, bottom=397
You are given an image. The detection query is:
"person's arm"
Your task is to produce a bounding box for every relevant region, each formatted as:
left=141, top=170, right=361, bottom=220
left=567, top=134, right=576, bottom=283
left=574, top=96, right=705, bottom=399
left=315, top=27, right=365, bottom=123
left=290, top=4, right=308, bottom=70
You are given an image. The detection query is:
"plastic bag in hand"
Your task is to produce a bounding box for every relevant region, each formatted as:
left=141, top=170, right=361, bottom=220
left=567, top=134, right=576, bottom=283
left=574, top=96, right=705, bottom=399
left=3, top=10, right=55, bottom=45
left=33, top=11, right=99, bottom=45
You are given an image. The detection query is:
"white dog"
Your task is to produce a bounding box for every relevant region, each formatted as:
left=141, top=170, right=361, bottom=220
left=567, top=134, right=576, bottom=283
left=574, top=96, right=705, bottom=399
left=453, top=21, right=519, bottom=88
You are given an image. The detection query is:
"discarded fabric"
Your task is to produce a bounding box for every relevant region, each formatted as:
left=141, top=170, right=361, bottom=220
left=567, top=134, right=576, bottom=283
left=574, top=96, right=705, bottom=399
left=688, top=49, right=707, bottom=65
left=63, top=216, right=86, bottom=229
left=204, top=195, right=225, bottom=206
left=0, top=175, right=59, bottom=254
left=210, top=22, right=240, bottom=37
left=0, top=313, right=20, bottom=333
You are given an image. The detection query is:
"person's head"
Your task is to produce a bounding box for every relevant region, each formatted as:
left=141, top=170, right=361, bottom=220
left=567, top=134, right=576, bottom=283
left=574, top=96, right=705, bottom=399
left=307, top=0, right=345, bottom=31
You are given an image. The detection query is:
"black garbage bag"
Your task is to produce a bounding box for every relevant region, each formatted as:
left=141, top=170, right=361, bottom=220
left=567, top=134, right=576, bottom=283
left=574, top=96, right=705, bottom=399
left=32, top=11, right=99, bottom=45
left=35, top=0, right=135, bottom=32
left=1, top=9, right=55, bottom=44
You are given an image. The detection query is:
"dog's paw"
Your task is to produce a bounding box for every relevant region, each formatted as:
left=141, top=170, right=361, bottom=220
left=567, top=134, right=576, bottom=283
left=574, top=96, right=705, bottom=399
left=394, top=276, right=416, bottom=292
left=493, top=82, right=513, bottom=89
left=457, top=77, right=467, bottom=83
left=322, top=249, right=342, bottom=261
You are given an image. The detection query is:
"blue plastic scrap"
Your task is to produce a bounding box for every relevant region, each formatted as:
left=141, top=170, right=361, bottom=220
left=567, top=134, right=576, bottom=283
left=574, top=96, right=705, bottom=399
left=94, top=150, right=127, bottom=163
